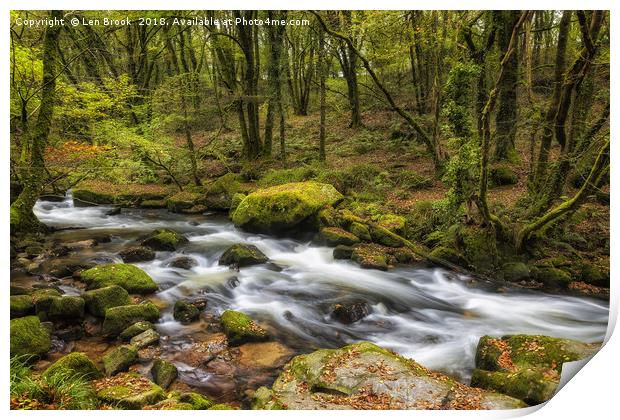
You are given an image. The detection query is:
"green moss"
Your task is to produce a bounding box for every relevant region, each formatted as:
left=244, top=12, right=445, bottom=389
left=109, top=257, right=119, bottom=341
left=73, top=181, right=171, bottom=206
left=471, top=368, right=556, bottom=406
left=146, top=398, right=194, bottom=410
left=166, top=191, right=202, bottom=213
left=11, top=295, right=34, bottom=318
left=103, top=345, right=139, bottom=376
left=151, top=359, right=178, bottom=389
left=501, top=262, right=531, bottom=282
left=209, top=403, right=236, bottom=410
left=119, top=321, right=155, bottom=340
left=489, top=165, right=518, bottom=186
left=429, top=246, right=467, bottom=267
left=423, top=231, right=445, bottom=247
left=457, top=226, right=498, bottom=271
left=317, top=227, right=359, bottom=246
left=43, top=352, right=101, bottom=380
left=102, top=303, right=160, bottom=337
left=351, top=244, right=389, bottom=271
left=232, top=181, right=343, bottom=233
left=10, top=316, right=51, bottom=359
left=204, top=173, right=243, bottom=210
left=173, top=300, right=201, bottom=323
left=130, top=328, right=160, bottom=349
left=376, top=214, right=407, bottom=236
left=47, top=296, right=85, bottom=321
left=140, top=199, right=167, bottom=208
left=230, top=193, right=247, bottom=213
left=536, top=267, right=572, bottom=288
left=177, top=392, right=214, bottom=409
left=82, top=285, right=132, bottom=317
left=81, top=264, right=158, bottom=294
left=348, top=222, right=372, bottom=241
left=220, top=310, right=267, bottom=345
left=96, top=374, right=165, bottom=409
left=369, top=225, right=403, bottom=248
left=218, top=243, right=269, bottom=267
left=140, top=229, right=188, bottom=251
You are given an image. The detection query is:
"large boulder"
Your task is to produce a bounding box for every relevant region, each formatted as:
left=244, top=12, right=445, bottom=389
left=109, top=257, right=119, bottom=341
left=94, top=372, right=165, bottom=409
left=471, top=335, right=599, bottom=405
left=43, top=352, right=101, bottom=380
left=140, top=229, right=188, bottom=251
left=103, top=345, right=139, bottom=376
left=232, top=182, right=343, bottom=233
left=10, top=316, right=52, bottom=359
left=81, top=264, right=158, bottom=294
left=82, top=285, right=132, bottom=317
left=253, top=342, right=525, bottom=410
left=102, top=303, right=160, bottom=337
left=151, top=359, right=178, bottom=389
left=218, top=244, right=268, bottom=267
left=220, top=310, right=267, bottom=345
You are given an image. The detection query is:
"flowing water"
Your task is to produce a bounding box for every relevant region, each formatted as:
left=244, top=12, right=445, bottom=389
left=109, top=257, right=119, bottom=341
left=31, top=193, right=609, bottom=386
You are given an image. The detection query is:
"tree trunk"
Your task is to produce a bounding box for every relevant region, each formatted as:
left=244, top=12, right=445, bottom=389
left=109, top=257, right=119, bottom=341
left=318, top=27, right=327, bottom=161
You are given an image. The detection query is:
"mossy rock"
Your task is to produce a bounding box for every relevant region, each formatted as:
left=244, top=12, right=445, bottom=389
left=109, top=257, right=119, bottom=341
left=333, top=245, right=354, bottom=260
left=218, top=243, right=268, bottom=267
left=140, top=199, right=167, bottom=209
left=43, top=352, right=101, bottom=380
left=102, top=303, right=161, bottom=337
left=103, top=345, right=139, bottom=376
left=144, top=398, right=193, bottom=410
left=429, top=246, right=467, bottom=267
left=73, top=180, right=171, bottom=206
left=376, top=214, right=407, bottom=236
left=489, top=165, right=518, bottom=186
left=457, top=226, right=498, bottom=272
left=230, top=192, right=247, bottom=213
left=177, top=392, right=214, bottom=409
left=130, top=328, right=160, bottom=349
left=232, top=181, right=343, bottom=233
left=173, top=300, right=201, bottom=323
left=118, top=246, right=156, bottom=263
left=11, top=295, right=34, bottom=318
left=209, top=404, right=237, bottom=410
left=95, top=372, right=166, bottom=409
left=82, top=285, right=132, bottom=317
left=10, top=316, right=52, bottom=359
left=151, top=359, right=178, bottom=389
left=262, top=342, right=525, bottom=409
left=140, top=229, right=188, bottom=251
left=166, top=191, right=203, bottom=213
left=220, top=310, right=267, bottom=345
left=347, top=222, right=371, bottom=242
left=535, top=267, right=572, bottom=288
left=10, top=285, right=32, bottom=296
left=472, top=334, right=599, bottom=405
left=423, top=231, right=445, bottom=248
left=120, top=321, right=155, bottom=341
left=204, top=173, right=243, bottom=210
left=571, top=261, right=609, bottom=287
left=47, top=296, right=85, bottom=321
left=316, top=227, right=359, bottom=246
left=501, top=262, right=531, bottom=283
left=81, top=264, right=158, bottom=294
left=351, top=244, right=388, bottom=271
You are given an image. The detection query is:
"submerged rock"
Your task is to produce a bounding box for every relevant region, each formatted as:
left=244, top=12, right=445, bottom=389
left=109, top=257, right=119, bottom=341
left=81, top=263, right=158, bottom=294
left=43, top=352, right=101, bottom=380
left=119, top=246, right=156, bottom=263
left=103, top=345, right=139, bottom=376
left=173, top=300, right=201, bottom=323
left=140, top=229, right=188, bottom=251
left=220, top=310, right=267, bottom=345
left=168, top=256, right=198, bottom=270
left=254, top=342, right=526, bottom=410
left=10, top=316, right=52, bottom=359
left=82, top=285, right=132, bottom=317
left=151, top=358, right=178, bottom=389
left=471, top=334, right=599, bottom=405
left=218, top=244, right=268, bottom=267
left=102, top=303, right=160, bottom=337
left=94, top=372, right=165, bottom=409
left=331, top=301, right=371, bottom=324
left=333, top=245, right=354, bottom=260
left=231, top=181, right=343, bottom=233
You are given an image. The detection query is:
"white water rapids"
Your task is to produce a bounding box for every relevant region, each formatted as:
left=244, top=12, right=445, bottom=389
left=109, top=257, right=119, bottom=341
left=33, top=193, right=609, bottom=382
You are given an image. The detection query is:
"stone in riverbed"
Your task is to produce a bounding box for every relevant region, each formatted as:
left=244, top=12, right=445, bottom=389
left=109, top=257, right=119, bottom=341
left=330, top=300, right=371, bottom=324
left=231, top=181, right=343, bottom=233
left=94, top=372, right=165, bottom=409
left=173, top=300, right=201, bottom=323
left=140, top=229, right=188, bottom=251
left=10, top=295, right=34, bottom=318
left=10, top=316, right=52, bottom=359
left=253, top=342, right=526, bottom=410
left=103, top=344, right=139, bottom=376
left=168, top=256, right=198, bottom=269
left=82, top=285, right=132, bottom=317
left=81, top=263, right=158, bottom=294
left=218, top=244, right=268, bottom=267
left=130, top=328, right=160, bottom=349
left=119, top=246, right=156, bottom=263
left=47, top=296, right=85, bottom=321
left=102, top=303, right=160, bottom=337
left=471, top=334, right=599, bottom=405
left=177, top=392, right=214, bottom=409
left=351, top=244, right=388, bottom=271
left=151, top=358, right=178, bottom=389
left=43, top=352, right=101, bottom=380
left=333, top=245, right=354, bottom=260
left=120, top=321, right=155, bottom=340
left=220, top=310, right=267, bottom=345
left=316, top=227, right=359, bottom=246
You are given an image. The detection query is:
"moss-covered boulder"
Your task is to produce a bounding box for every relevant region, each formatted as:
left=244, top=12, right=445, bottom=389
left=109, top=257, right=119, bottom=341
left=82, top=285, right=132, bottom=317
left=173, top=300, right=201, bottom=323
left=166, top=191, right=204, bottom=213
left=535, top=267, right=572, bottom=288
left=377, top=214, right=407, bottom=236
left=81, top=264, right=158, bottom=294
left=120, top=321, right=155, bottom=341
left=218, top=244, right=268, bottom=267
left=209, top=403, right=237, bottom=410
left=429, top=246, right=467, bottom=267
left=351, top=244, right=388, bottom=271
left=501, top=262, right=531, bottom=282
left=47, top=296, right=85, bottom=321
left=43, top=352, right=101, bottom=380
left=471, top=335, right=599, bottom=405
left=348, top=222, right=372, bottom=242
left=73, top=180, right=171, bottom=206
left=94, top=372, right=165, bottom=409
left=316, top=227, right=359, bottom=246
left=251, top=386, right=284, bottom=410
left=140, top=229, right=189, bottom=251
left=102, top=303, right=160, bottom=337
left=10, top=316, right=52, bottom=359
left=130, top=328, right=160, bottom=349
left=333, top=245, right=354, bottom=260
left=255, top=342, right=525, bottom=410
left=177, top=392, right=214, bottom=409
left=369, top=225, right=404, bottom=247
left=168, top=256, right=198, bottom=270
left=204, top=173, right=243, bottom=210
left=11, top=295, right=34, bottom=318
left=119, top=246, right=156, bottom=263
left=456, top=226, right=498, bottom=272
left=151, top=359, right=178, bottom=389
left=232, top=181, right=343, bottom=233
left=103, top=345, right=139, bottom=376
left=230, top=193, right=247, bottom=214
left=220, top=310, right=267, bottom=345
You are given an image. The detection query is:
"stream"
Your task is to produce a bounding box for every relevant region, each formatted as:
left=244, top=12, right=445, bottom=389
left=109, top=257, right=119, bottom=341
left=30, top=193, right=609, bottom=389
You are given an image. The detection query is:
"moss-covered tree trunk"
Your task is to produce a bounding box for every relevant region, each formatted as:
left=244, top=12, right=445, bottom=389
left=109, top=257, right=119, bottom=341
left=318, top=27, right=327, bottom=161
left=10, top=10, right=62, bottom=234
left=264, top=11, right=287, bottom=157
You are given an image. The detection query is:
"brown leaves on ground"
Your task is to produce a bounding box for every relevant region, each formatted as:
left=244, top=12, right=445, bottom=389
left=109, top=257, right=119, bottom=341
left=489, top=338, right=516, bottom=371
left=92, top=372, right=153, bottom=393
